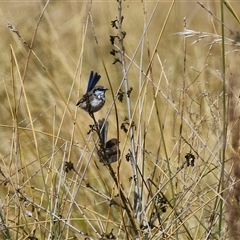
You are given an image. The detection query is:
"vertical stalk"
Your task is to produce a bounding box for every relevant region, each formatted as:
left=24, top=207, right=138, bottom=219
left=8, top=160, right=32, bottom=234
left=219, top=0, right=226, bottom=235
left=117, top=0, right=140, bottom=221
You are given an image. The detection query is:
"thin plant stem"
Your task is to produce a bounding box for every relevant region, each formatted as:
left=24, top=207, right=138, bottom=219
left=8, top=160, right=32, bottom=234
left=117, top=0, right=140, bottom=224
left=219, top=0, right=227, bottom=236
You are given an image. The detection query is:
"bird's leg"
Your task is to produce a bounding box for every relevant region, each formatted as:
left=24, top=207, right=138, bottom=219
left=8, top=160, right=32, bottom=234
left=88, top=111, right=94, bottom=119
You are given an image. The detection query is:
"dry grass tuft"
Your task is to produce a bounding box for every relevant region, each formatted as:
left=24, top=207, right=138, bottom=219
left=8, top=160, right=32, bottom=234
left=1, top=1, right=240, bottom=239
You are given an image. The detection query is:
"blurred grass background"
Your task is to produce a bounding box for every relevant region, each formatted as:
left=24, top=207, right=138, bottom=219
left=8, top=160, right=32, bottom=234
left=1, top=0, right=240, bottom=239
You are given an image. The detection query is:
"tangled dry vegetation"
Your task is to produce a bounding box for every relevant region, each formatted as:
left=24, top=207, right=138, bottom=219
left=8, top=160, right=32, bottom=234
left=1, top=1, right=240, bottom=239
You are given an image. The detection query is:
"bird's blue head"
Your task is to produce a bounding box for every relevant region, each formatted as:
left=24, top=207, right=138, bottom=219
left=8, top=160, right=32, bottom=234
left=93, top=86, right=108, bottom=99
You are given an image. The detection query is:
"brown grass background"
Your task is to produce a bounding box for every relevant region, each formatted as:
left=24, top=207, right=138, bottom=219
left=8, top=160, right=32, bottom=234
left=1, top=1, right=240, bottom=239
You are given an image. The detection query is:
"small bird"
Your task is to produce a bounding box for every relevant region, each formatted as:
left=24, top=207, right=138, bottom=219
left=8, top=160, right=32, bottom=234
left=98, top=138, right=120, bottom=164
left=97, top=119, right=120, bottom=164
left=76, top=71, right=108, bottom=113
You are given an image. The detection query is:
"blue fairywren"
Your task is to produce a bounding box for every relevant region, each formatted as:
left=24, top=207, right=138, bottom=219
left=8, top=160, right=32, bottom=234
left=76, top=71, right=108, bottom=113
